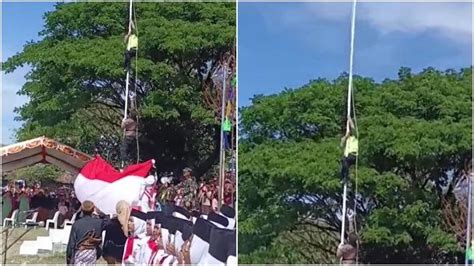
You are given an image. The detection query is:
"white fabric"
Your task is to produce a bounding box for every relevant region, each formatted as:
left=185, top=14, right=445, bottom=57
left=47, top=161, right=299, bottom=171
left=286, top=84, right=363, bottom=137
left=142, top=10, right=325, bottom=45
left=161, top=228, right=169, bottom=246
left=138, top=236, right=154, bottom=264
left=189, top=235, right=209, bottom=264
left=209, top=220, right=226, bottom=229
left=74, top=173, right=148, bottom=215
left=174, top=231, right=184, bottom=252
left=198, top=252, right=225, bottom=266
left=219, top=212, right=235, bottom=230
left=172, top=212, right=189, bottom=221
left=123, top=217, right=149, bottom=264
left=133, top=217, right=146, bottom=237
left=122, top=237, right=142, bottom=265
left=227, top=255, right=237, bottom=265
left=149, top=249, right=166, bottom=265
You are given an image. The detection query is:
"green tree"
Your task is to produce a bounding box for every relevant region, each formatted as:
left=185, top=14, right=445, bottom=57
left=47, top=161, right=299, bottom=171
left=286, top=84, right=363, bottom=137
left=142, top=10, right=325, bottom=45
left=4, top=2, right=235, bottom=174
left=6, top=164, right=64, bottom=185
left=239, top=67, right=472, bottom=263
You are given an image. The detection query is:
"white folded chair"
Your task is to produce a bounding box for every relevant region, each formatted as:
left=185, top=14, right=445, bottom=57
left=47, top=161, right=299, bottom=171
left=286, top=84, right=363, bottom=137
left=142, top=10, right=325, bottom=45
left=25, top=211, right=39, bottom=229
left=45, top=211, right=60, bottom=230
left=63, top=212, right=77, bottom=227
left=3, top=209, right=19, bottom=228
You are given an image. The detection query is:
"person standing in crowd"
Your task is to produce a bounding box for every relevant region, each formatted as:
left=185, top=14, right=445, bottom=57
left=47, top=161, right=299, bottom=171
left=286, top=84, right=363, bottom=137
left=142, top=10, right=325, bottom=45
left=71, top=193, right=81, bottom=213
left=174, top=188, right=184, bottom=207
left=2, top=190, right=13, bottom=222
left=103, top=201, right=131, bottom=264
left=158, top=177, right=176, bottom=216
left=66, top=201, right=105, bottom=265
left=58, top=201, right=68, bottom=226
left=198, top=184, right=212, bottom=214
left=180, top=168, right=198, bottom=211
left=18, top=189, right=30, bottom=223
left=211, top=187, right=219, bottom=212
left=122, top=217, right=142, bottom=264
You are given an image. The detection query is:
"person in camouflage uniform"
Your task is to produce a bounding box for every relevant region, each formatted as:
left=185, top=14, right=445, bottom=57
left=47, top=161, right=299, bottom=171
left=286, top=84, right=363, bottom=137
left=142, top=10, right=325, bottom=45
left=179, top=168, right=198, bottom=211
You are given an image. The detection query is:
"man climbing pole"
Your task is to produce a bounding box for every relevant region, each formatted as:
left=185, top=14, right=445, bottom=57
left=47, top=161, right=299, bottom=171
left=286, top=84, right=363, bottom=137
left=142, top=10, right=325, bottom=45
left=341, top=118, right=358, bottom=183
left=121, top=110, right=138, bottom=165
left=337, top=233, right=358, bottom=265
left=223, top=116, right=232, bottom=149
left=124, top=21, right=138, bottom=72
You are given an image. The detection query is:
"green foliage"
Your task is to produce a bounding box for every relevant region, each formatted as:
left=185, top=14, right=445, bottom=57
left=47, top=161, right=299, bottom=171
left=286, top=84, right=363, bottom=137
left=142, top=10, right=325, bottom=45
left=6, top=164, right=64, bottom=185
left=4, top=2, right=235, bottom=174
left=239, top=67, right=471, bottom=263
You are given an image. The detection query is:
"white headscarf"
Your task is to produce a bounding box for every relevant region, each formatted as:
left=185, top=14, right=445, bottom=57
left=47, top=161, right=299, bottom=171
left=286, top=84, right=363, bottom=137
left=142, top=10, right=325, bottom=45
left=133, top=217, right=147, bottom=237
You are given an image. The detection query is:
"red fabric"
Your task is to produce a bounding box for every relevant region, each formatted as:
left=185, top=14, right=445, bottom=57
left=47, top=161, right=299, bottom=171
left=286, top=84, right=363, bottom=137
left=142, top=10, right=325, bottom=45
left=80, top=155, right=153, bottom=183
left=148, top=239, right=159, bottom=252
left=123, top=236, right=137, bottom=261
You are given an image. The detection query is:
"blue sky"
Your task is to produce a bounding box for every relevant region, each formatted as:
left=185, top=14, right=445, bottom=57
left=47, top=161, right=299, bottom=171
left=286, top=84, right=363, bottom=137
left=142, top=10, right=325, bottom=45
left=238, top=2, right=472, bottom=106
left=2, top=2, right=56, bottom=144
left=1, top=2, right=472, bottom=144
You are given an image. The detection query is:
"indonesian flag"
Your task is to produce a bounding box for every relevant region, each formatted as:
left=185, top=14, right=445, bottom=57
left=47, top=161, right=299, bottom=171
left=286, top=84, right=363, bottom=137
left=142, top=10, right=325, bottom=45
left=74, top=156, right=154, bottom=215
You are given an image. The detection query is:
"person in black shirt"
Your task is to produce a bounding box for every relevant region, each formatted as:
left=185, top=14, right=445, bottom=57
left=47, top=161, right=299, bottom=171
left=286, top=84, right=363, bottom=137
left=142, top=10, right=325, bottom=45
left=103, top=200, right=131, bottom=264
left=66, top=201, right=107, bottom=265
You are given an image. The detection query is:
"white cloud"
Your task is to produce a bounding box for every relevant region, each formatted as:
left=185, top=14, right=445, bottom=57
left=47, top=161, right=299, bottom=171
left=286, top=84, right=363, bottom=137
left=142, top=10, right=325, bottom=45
left=268, top=2, right=472, bottom=44
left=359, top=3, right=472, bottom=43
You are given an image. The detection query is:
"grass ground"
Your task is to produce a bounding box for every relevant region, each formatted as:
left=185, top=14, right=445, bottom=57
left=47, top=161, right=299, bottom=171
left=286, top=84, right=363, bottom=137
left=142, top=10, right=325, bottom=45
left=0, top=226, right=106, bottom=264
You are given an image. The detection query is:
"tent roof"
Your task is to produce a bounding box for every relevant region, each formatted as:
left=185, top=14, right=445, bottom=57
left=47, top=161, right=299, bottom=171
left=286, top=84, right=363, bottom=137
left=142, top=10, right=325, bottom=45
left=0, top=136, right=92, bottom=174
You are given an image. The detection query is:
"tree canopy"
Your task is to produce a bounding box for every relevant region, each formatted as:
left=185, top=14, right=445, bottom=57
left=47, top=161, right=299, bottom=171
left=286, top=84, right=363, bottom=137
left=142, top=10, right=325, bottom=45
left=238, top=67, right=472, bottom=263
left=3, top=2, right=235, bottom=175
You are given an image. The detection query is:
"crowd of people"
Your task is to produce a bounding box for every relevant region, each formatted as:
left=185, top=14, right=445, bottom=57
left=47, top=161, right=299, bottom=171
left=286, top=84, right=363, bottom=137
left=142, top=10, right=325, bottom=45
left=157, top=169, right=236, bottom=215
left=2, top=165, right=236, bottom=265
left=67, top=199, right=236, bottom=265
left=2, top=167, right=235, bottom=224
left=1, top=182, right=81, bottom=225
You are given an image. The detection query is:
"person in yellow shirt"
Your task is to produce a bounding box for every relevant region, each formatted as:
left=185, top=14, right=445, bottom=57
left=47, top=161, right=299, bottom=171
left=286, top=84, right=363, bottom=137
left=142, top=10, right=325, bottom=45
left=124, top=23, right=138, bottom=71
left=223, top=116, right=232, bottom=149
left=341, top=118, right=358, bottom=183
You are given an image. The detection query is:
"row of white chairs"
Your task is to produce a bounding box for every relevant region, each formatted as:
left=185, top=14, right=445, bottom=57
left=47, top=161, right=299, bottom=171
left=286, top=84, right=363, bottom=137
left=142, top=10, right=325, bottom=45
left=3, top=209, right=77, bottom=229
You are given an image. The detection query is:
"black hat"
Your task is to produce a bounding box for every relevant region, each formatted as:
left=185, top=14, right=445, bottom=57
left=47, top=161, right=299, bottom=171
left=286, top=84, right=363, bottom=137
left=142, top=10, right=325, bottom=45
left=208, top=212, right=229, bottom=228
left=208, top=227, right=234, bottom=263
left=220, top=205, right=235, bottom=219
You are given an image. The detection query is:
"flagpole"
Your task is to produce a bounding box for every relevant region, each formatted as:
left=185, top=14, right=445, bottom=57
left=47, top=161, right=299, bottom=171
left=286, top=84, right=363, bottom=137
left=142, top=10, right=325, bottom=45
left=124, top=0, right=133, bottom=120
left=218, top=63, right=227, bottom=210
left=340, top=0, right=357, bottom=247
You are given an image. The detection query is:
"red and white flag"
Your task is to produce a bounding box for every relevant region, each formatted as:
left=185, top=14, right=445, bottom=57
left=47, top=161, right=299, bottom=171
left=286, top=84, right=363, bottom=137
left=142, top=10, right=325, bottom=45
left=74, top=156, right=154, bottom=215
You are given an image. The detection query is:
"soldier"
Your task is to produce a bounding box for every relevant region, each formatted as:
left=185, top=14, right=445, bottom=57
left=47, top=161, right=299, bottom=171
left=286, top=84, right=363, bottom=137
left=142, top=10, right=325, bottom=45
left=179, top=168, right=198, bottom=211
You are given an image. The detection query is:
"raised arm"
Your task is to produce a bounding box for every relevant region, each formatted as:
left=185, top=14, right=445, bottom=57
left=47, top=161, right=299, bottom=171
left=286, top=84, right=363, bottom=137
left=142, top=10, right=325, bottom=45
left=121, top=118, right=128, bottom=129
